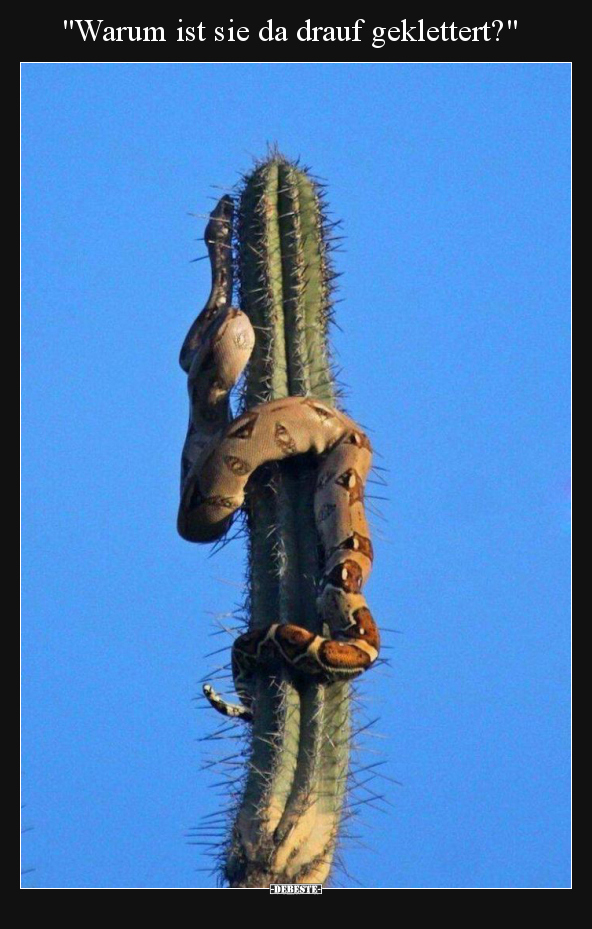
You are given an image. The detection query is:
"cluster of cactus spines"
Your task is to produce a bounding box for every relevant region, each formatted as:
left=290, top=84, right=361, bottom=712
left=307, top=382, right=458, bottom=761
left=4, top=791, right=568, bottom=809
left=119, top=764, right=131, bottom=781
left=202, top=152, right=350, bottom=887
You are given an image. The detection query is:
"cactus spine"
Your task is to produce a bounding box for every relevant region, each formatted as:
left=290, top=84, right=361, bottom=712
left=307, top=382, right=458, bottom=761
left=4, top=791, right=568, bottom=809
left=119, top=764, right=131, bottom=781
left=224, top=154, right=350, bottom=886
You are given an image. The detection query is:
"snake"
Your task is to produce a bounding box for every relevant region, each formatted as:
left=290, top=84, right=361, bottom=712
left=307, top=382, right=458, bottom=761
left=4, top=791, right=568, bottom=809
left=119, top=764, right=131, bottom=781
left=178, top=196, right=380, bottom=721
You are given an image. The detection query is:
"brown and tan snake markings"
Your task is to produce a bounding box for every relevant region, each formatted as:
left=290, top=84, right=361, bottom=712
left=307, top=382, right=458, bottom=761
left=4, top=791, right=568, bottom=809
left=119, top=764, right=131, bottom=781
left=223, top=454, right=252, bottom=476
left=227, top=412, right=259, bottom=441
left=338, top=430, right=372, bottom=452
left=329, top=531, right=374, bottom=563
left=323, top=560, right=364, bottom=594
left=206, top=495, right=237, bottom=511
left=274, top=421, right=298, bottom=455
left=301, top=398, right=337, bottom=422
left=335, top=467, right=365, bottom=505
left=178, top=201, right=381, bottom=722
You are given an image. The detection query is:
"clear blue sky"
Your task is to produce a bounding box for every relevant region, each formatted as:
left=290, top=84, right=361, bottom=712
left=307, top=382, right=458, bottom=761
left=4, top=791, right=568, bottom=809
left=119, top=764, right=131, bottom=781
left=21, top=63, right=570, bottom=889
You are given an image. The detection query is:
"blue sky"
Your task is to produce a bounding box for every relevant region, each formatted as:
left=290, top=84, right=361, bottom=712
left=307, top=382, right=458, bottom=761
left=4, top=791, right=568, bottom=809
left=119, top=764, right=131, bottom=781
left=21, top=63, right=570, bottom=889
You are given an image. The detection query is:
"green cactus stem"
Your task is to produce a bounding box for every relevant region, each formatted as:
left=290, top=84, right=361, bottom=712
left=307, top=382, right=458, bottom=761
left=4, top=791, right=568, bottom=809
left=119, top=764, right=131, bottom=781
left=223, top=153, right=351, bottom=887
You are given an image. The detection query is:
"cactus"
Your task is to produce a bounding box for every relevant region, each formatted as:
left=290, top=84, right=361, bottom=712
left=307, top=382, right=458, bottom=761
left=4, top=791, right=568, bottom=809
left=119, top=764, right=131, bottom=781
left=224, top=153, right=349, bottom=887
left=183, top=151, right=373, bottom=887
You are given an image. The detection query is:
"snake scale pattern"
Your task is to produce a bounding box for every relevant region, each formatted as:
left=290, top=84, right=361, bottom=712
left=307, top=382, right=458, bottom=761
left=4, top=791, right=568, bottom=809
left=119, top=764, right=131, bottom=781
left=178, top=196, right=380, bottom=720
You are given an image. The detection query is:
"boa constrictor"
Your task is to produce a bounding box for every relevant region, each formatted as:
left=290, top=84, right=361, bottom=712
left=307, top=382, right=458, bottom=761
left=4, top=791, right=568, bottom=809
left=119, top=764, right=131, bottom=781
left=179, top=196, right=380, bottom=721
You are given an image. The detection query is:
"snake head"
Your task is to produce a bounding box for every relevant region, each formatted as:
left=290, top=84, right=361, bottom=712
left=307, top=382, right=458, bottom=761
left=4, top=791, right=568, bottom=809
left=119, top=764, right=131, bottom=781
left=204, top=194, right=234, bottom=248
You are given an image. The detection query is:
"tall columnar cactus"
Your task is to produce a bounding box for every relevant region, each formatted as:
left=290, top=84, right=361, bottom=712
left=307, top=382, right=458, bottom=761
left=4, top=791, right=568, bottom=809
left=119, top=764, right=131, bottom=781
left=226, top=155, right=350, bottom=886
left=180, top=152, right=378, bottom=888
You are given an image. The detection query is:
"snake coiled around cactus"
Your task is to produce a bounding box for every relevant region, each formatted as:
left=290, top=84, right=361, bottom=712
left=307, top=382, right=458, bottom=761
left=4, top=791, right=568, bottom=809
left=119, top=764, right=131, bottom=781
left=178, top=195, right=380, bottom=721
